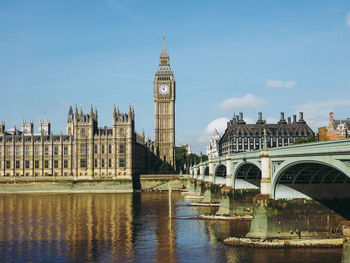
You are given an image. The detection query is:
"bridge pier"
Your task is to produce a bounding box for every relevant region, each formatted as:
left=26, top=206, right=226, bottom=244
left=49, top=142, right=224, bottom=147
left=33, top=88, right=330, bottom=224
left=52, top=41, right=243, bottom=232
left=199, top=165, right=204, bottom=181
left=201, top=184, right=221, bottom=203
left=208, top=161, right=214, bottom=183
left=260, top=149, right=271, bottom=197
left=186, top=179, right=196, bottom=194
left=246, top=197, right=346, bottom=239
left=343, top=222, right=350, bottom=263
left=216, top=188, right=259, bottom=216
left=225, top=158, right=233, bottom=187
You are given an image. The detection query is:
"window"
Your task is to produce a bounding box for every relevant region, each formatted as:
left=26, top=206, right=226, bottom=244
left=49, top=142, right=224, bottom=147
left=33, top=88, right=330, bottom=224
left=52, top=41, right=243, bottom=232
left=25, top=160, right=30, bottom=169
left=63, top=160, right=68, bottom=169
left=80, top=159, right=87, bottom=168
left=16, top=147, right=21, bottom=156
left=101, top=145, right=105, bottom=154
left=54, top=146, right=59, bottom=155
left=80, top=145, right=87, bottom=155
left=25, top=146, right=30, bottom=156
left=16, top=160, right=20, bottom=169
left=45, top=146, right=49, bottom=156
left=120, top=128, right=125, bottom=135
left=81, top=129, right=86, bottom=136
left=101, top=159, right=105, bottom=168
left=6, top=146, right=11, bottom=156
left=119, top=144, right=125, bottom=154
left=108, top=145, right=112, bottom=154
left=94, top=145, right=98, bottom=154
left=45, top=160, right=49, bottom=169
left=35, top=160, right=39, bottom=169
left=6, top=161, right=10, bottom=169
left=119, top=158, right=125, bottom=168
left=54, top=160, right=58, bottom=168
left=64, top=146, right=68, bottom=155
left=108, top=159, right=112, bottom=168
left=94, top=159, right=98, bottom=168
left=35, top=146, right=39, bottom=156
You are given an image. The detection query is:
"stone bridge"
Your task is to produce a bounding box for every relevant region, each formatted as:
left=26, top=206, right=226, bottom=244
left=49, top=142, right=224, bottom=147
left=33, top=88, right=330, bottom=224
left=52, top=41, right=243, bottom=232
left=190, top=139, right=350, bottom=218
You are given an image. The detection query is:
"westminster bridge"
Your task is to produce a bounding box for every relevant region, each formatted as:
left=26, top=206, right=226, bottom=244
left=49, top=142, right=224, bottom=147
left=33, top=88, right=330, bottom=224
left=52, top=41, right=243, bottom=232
left=189, top=138, right=350, bottom=218
left=187, top=139, right=350, bottom=252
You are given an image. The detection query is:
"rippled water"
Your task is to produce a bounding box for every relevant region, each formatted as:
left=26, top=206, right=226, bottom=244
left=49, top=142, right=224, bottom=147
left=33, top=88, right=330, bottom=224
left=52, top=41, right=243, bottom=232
left=0, top=193, right=343, bottom=263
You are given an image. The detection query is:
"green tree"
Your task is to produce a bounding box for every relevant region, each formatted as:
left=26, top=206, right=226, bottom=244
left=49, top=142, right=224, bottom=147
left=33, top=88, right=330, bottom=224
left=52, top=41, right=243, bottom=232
left=175, top=146, right=187, bottom=172
left=294, top=135, right=317, bottom=145
left=201, top=155, right=208, bottom=162
left=175, top=146, right=209, bottom=173
left=158, top=161, right=175, bottom=174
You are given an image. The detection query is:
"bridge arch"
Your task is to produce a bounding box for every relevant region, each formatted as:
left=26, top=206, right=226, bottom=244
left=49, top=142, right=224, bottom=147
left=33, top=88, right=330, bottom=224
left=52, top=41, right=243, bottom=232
left=203, top=166, right=209, bottom=181
left=196, top=167, right=200, bottom=180
left=233, top=161, right=261, bottom=189
left=204, top=166, right=209, bottom=175
left=272, top=160, right=350, bottom=219
left=214, top=163, right=226, bottom=184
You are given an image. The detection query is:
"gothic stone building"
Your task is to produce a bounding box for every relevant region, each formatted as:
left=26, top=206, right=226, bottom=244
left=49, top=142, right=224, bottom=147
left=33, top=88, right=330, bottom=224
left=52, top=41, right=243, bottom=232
left=153, top=34, right=176, bottom=166
left=0, top=37, right=176, bottom=177
left=0, top=105, right=149, bottom=178
left=219, top=112, right=314, bottom=156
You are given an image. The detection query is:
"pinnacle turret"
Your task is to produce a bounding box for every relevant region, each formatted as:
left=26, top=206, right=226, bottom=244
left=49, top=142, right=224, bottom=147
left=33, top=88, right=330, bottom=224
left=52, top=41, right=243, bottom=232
left=160, top=32, right=169, bottom=58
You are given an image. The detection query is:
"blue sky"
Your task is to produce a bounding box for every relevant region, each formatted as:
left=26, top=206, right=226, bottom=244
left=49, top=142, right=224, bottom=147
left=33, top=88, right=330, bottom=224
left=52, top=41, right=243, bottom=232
left=1, top=0, right=350, bottom=153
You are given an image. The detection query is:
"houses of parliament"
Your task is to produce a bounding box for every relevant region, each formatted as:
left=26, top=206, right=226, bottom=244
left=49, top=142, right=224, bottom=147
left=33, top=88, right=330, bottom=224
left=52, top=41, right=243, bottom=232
left=0, top=37, right=176, bottom=178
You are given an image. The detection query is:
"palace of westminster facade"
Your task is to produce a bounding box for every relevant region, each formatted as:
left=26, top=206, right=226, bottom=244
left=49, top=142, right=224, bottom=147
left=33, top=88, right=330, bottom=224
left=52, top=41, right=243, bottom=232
left=0, top=37, right=176, bottom=178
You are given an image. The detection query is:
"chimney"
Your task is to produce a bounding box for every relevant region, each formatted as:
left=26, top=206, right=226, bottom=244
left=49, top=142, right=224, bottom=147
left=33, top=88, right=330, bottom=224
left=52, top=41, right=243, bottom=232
left=293, top=115, right=297, bottom=123
left=280, top=112, right=285, bottom=121
left=239, top=112, right=243, bottom=121
left=330, top=112, right=334, bottom=122
left=298, top=112, right=306, bottom=123
left=256, top=112, right=264, bottom=124
left=278, top=112, right=287, bottom=124
left=299, top=112, right=304, bottom=121
left=288, top=117, right=291, bottom=124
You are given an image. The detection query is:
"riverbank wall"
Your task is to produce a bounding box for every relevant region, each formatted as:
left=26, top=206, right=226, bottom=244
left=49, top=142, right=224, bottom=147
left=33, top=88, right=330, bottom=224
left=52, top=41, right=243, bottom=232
left=0, top=174, right=186, bottom=193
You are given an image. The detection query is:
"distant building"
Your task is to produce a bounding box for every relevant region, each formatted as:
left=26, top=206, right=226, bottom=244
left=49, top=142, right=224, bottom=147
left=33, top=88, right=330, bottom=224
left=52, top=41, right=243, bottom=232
left=206, top=129, right=221, bottom=160
left=177, top=144, right=192, bottom=155
left=317, top=126, right=328, bottom=141
left=38, top=120, right=51, bottom=136
left=318, top=112, right=350, bottom=141
left=219, top=112, right=314, bottom=156
left=21, top=120, right=34, bottom=136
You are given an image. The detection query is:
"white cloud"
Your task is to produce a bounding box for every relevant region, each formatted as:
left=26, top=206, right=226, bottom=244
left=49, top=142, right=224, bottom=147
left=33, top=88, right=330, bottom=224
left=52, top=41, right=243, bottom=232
left=265, top=80, right=296, bottom=89
left=346, top=12, right=350, bottom=27
left=294, top=99, right=350, bottom=130
left=200, top=117, right=229, bottom=143
left=218, top=94, right=266, bottom=112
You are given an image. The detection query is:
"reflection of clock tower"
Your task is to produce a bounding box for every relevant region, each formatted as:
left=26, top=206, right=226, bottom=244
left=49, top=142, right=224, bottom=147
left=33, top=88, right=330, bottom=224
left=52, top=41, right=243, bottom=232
left=154, top=34, right=175, bottom=166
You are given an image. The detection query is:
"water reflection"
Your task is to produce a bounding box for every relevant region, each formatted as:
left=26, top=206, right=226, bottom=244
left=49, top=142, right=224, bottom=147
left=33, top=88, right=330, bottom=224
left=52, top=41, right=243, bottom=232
left=0, top=193, right=344, bottom=263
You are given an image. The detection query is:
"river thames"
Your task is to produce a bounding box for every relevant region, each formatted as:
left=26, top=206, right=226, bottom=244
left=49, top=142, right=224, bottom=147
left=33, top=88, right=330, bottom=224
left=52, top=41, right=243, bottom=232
left=0, top=192, right=343, bottom=263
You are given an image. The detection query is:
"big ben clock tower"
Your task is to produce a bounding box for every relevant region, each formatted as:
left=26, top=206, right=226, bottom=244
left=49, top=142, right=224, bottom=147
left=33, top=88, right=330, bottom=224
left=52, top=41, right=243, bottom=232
left=154, top=34, right=176, bottom=166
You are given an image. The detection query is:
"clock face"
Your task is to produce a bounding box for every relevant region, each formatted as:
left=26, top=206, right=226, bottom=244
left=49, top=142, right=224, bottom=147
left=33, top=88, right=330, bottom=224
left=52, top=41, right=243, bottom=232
left=158, top=84, right=170, bottom=95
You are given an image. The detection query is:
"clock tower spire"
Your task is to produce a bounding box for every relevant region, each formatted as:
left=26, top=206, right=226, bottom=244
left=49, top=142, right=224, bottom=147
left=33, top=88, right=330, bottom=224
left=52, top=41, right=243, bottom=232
left=154, top=34, right=176, bottom=167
